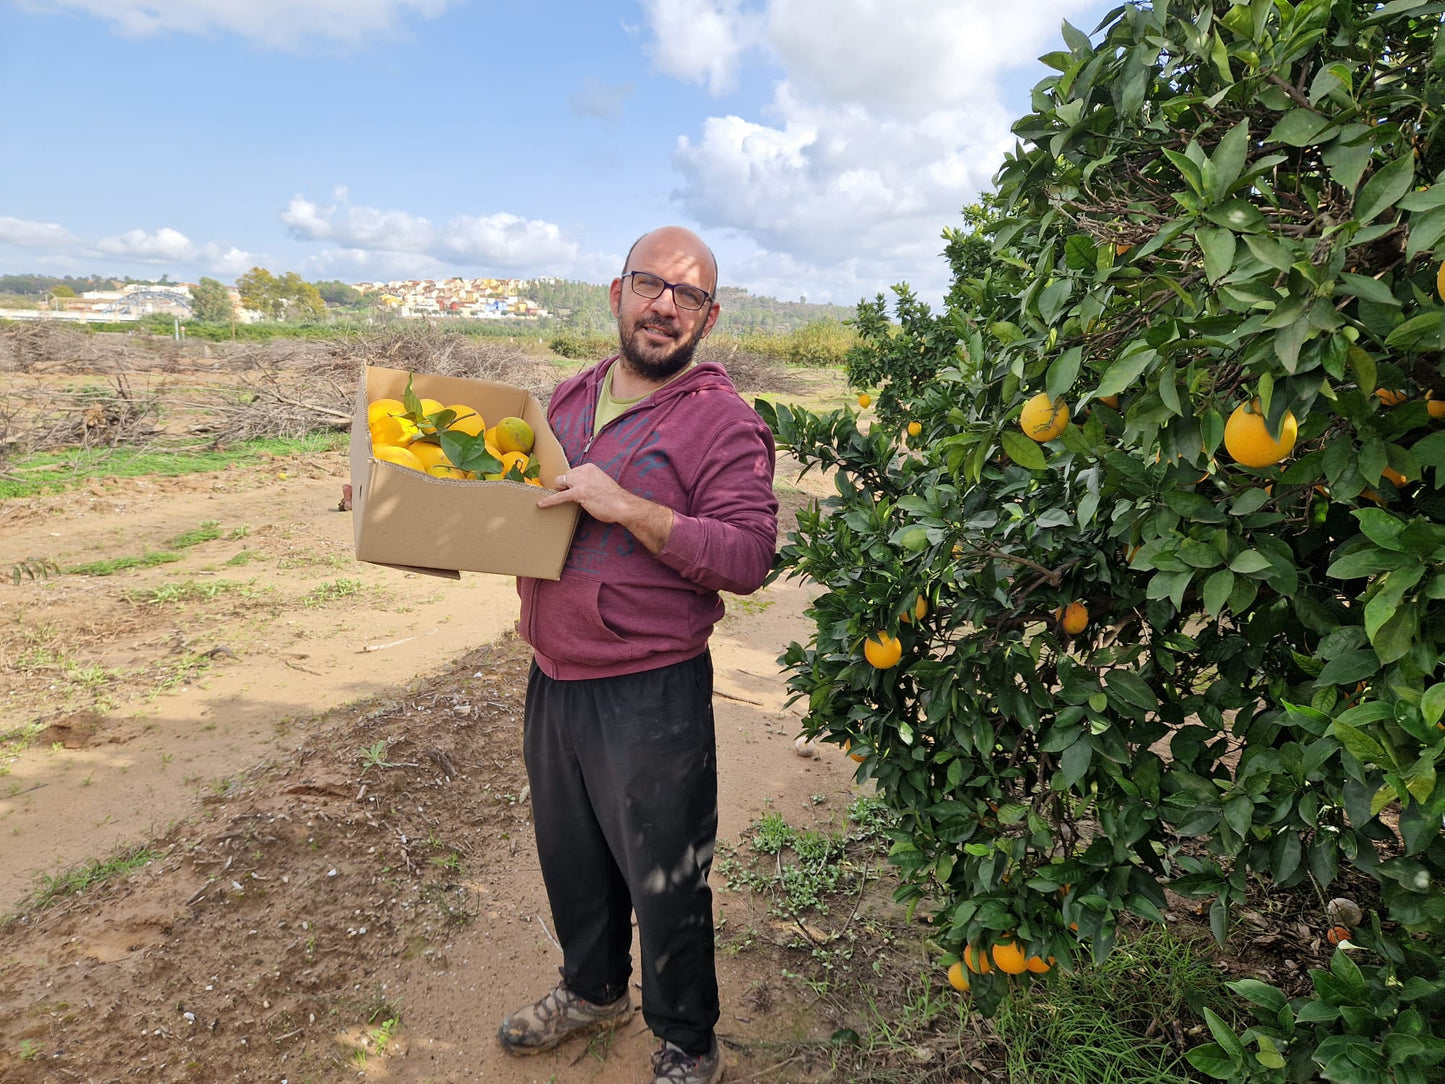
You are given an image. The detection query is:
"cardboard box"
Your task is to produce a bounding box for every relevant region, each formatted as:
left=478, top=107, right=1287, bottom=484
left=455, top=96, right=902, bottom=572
left=349, top=364, right=577, bottom=580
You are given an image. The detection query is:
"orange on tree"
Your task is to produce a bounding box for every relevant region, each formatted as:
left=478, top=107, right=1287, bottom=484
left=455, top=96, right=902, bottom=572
left=1375, top=387, right=1410, bottom=407
left=1019, top=392, right=1070, bottom=442
left=1223, top=399, right=1297, bottom=468
left=901, top=595, right=928, bottom=623
left=991, top=938, right=1029, bottom=975
left=962, top=944, right=992, bottom=975
left=1437, top=260, right=1445, bottom=304
left=1055, top=601, right=1089, bottom=635
left=1428, top=394, right=1445, bottom=420
left=947, top=961, right=971, bottom=992
left=907, top=420, right=922, bottom=438
left=863, top=631, right=902, bottom=669
left=858, top=392, right=871, bottom=408
left=1382, top=466, right=1409, bottom=487
left=1025, top=954, right=1054, bottom=974
left=1097, top=393, right=1120, bottom=409
left=843, top=739, right=866, bottom=763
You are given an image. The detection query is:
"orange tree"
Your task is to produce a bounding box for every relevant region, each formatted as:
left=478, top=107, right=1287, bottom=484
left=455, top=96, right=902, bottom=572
left=758, top=3, right=1445, bottom=1081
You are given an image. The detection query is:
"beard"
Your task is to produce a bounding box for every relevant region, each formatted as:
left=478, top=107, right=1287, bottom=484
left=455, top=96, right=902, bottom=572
left=617, top=311, right=710, bottom=382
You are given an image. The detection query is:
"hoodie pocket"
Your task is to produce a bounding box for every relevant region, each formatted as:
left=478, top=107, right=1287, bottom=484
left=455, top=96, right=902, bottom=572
left=525, top=575, right=643, bottom=668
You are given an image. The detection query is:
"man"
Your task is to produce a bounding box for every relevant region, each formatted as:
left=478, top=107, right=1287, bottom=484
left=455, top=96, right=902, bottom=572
left=499, top=226, right=778, bottom=1084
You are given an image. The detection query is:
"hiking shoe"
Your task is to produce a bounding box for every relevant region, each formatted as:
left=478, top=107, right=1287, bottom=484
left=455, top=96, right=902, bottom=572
left=496, top=976, right=632, bottom=1055
left=650, top=1036, right=723, bottom=1084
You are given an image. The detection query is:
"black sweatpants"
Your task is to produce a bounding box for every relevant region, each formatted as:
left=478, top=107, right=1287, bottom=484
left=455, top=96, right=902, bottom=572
left=522, top=651, right=719, bottom=1055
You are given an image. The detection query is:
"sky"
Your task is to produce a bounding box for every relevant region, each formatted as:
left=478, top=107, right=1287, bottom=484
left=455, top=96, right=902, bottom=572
left=0, top=0, right=1121, bottom=308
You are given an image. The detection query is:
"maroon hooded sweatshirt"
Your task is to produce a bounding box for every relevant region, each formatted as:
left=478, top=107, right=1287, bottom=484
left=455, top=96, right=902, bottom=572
left=516, top=356, right=779, bottom=681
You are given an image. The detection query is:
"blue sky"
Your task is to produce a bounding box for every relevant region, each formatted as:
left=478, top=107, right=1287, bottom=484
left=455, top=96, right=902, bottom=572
left=1, top=0, right=1120, bottom=307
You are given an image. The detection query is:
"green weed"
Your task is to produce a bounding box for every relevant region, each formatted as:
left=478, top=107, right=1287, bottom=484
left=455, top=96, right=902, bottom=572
left=68, top=551, right=182, bottom=576
left=11, top=844, right=159, bottom=916
left=166, top=520, right=223, bottom=548
left=302, top=578, right=365, bottom=607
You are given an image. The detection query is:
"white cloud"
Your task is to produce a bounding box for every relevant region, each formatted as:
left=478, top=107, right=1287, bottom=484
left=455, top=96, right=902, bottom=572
left=645, top=0, right=1107, bottom=303
left=640, top=0, right=762, bottom=95
left=0, top=216, right=82, bottom=249
left=28, top=0, right=454, bottom=50
left=282, top=192, right=587, bottom=276
left=96, top=226, right=197, bottom=262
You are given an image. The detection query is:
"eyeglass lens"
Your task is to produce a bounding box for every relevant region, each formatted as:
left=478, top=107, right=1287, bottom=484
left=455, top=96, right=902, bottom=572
left=629, top=272, right=710, bottom=310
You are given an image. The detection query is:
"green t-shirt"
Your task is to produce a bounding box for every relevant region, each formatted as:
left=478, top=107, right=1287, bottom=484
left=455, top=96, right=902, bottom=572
left=594, top=361, right=694, bottom=435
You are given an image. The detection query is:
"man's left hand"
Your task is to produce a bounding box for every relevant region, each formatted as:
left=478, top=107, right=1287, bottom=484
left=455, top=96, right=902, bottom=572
left=538, top=464, right=674, bottom=554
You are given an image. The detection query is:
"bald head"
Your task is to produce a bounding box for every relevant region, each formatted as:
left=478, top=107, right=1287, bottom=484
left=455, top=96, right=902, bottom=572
left=622, top=226, right=718, bottom=294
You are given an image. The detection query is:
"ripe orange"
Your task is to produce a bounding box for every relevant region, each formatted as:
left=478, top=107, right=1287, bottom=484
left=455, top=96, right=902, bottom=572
left=1224, top=400, right=1298, bottom=468
left=446, top=405, right=486, bottom=436
left=991, top=939, right=1029, bottom=975
left=494, top=416, right=536, bottom=454
left=1381, top=466, right=1408, bottom=487
left=499, top=450, right=531, bottom=477
left=1020, top=392, right=1070, bottom=442
left=367, top=397, right=408, bottom=426
left=863, top=631, right=902, bottom=669
left=1056, top=601, right=1089, bottom=635
left=1097, top=393, right=1120, bottom=410
left=1025, top=955, right=1054, bottom=974
left=1428, top=396, right=1445, bottom=420
left=963, top=944, right=993, bottom=975
left=372, top=444, right=424, bottom=471
left=1438, top=261, right=1445, bottom=304
left=900, top=595, right=928, bottom=624
left=947, top=961, right=970, bottom=992
left=858, top=392, right=871, bottom=408
left=907, top=420, right=922, bottom=438
left=843, top=739, right=866, bottom=763
left=428, top=465, right=474, bottom=480
left=408, top=442, right=451, bottom=473
left=1374, top=388, right=1409, bottom=407
left=370, top=414, right=419, bottom=446
left=418, top=397, right=446, bottom=417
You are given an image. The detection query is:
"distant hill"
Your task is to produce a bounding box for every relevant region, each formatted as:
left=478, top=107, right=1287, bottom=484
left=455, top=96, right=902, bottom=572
left=0, top=271, right=860, bottom=333
left=527, top=278, right=856, bottom=335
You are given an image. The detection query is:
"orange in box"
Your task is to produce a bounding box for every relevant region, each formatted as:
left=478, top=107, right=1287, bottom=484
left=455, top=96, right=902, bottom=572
left=349, top=364, right=578, bottom=580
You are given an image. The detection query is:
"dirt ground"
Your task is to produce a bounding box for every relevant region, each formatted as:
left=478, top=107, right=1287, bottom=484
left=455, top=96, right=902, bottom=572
left=0, top=343, right=929, bottom=1083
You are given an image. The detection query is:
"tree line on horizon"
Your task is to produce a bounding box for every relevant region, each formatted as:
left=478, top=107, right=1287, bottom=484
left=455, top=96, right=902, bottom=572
left=0, top=269, right=860, bottom=336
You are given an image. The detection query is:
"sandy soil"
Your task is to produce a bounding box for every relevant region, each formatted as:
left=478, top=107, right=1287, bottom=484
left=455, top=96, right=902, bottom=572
left=0, top=439, right=913, bottom=1082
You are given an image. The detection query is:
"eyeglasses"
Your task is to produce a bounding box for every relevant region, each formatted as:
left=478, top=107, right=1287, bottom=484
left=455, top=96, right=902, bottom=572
left=622, top=271, right=714, bottom=311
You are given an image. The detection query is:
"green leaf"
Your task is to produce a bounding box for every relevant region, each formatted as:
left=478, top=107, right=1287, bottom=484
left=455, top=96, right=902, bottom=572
left=1354, top=152, right=1416, bottom=224
left=1385, top=312, right=1445, bottom=351
left=1185, top=1043, right=1237, bottom=1079
left=1046, top=346, right=1082, bottom=401
left=1229, top=550, right=1273, bottom=575
left=1096, top=344, right=1157, bottom=397
left=1064, top=233, right=1097, bottom=271
left=1203, top=569, right=1234, bottom=615
left=1198, top=227, right=1238, bottom=283
left=1202, top=200, right=1267, bottom=233
left=1334, top=272, right=1399, bottom=306
left=1421, top=682, right=1445, bottom=727
left=1000, top=429, right=1048, bottom=469
left=1316, top=649, right=1380, bottom=686
left=1405, top=206, right=1445, bottom=260
left=1266, top=108, right=1334, bottom=147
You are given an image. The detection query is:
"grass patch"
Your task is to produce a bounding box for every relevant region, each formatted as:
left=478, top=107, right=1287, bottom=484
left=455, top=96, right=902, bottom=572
left=67, top=551, right=183, bottom=576
left=302, top=578, right=365, bottom=607
left=128, top=579, right=252, bottom=605
left=991, top=926, right=1225, bottom=1084
left=9, top=844, right=161, bottom=917
left=166, top=520, right=223, bottom=548
left=0, top=432, right=347, bottom=501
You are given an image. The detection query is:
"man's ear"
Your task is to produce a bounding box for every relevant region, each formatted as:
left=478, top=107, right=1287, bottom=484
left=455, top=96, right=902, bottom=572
left=609, top=278, right=623, bottom=318
left=700, top=301, right=721, bottom=339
